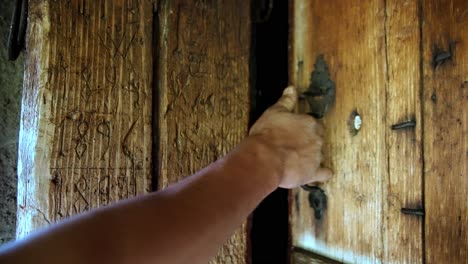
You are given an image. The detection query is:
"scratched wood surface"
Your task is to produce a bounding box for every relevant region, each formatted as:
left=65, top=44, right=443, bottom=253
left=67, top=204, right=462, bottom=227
left=290, top=0, right=467, bottom=263
left=290, top=1, right=388, bottom=263
left=290, top=0, right=388, bottom=263
left=17, top=0, right=153, bottom=237
left=156, top=1, right=250, bottom=263
left=422, top=0, right=468, bottom=263
left=383, top=0, right=424, bottom=262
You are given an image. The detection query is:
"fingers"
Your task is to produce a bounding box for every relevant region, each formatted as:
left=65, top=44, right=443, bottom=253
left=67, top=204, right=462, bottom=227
left=269, top=86, right=297, bottom=112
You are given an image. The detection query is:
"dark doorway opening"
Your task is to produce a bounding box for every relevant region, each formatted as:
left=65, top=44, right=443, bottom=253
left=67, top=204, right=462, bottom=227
left=250, top=1, right=289, bottom=263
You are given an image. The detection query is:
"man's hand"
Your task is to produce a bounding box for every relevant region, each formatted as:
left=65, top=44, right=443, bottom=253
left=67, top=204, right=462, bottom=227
left=249, top=86, right=332, bottom=188
left=0, top=85, right=332, bottom=264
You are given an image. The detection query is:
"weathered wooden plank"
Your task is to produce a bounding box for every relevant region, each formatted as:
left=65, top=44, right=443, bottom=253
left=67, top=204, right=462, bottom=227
left=156, top=1, right=250, bottom=263
left=289, top=1, right=388, bottom=263
left=291, top=247, right=342, bottom=264
left=17, top=0, right=153, bottom=237
left=422, top=0, right=468, bottom=262
left=383, top=0, right=424, bottom=263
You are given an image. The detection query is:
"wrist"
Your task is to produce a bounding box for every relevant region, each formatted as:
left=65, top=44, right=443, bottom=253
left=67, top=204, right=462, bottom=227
left=240, top=135, right=285, bottom=189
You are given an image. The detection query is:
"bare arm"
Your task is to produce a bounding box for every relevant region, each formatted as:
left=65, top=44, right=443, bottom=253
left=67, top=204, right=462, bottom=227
left=0, top=86, right=331, bottom=264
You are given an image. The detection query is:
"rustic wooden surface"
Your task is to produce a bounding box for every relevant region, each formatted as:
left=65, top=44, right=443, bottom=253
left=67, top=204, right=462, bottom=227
left=290, top=1, right=388, bottom=262
left=422, top=0, right=468, bottom=263
left=383, top=0, right=423, bottom=262
left=291, top=247, right=341, bottom=264
left=17, top=0, right=153, bottom=237
left=290, top=0, right=467, bottom=263
left=156, top=1, right=250, bottom=263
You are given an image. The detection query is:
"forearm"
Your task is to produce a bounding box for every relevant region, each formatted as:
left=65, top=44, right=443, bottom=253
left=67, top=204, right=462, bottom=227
left=1, top=85, right=330, bottom=264
left=151, top=136, right=282, bottom=263
left=0, top=136, right=282, bottom=264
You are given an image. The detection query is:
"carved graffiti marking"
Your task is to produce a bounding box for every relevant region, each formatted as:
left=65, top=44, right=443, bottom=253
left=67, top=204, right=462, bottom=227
left=122, top=119, right=138, bottom=161
left=73, top=175, right=90, bottom=213
left=56, top=111, right=149, bottom=164
left=77, top=120, right=89, bottom=138
left=96, top=120, right=111, bottom=160
left=219, top=97, right=231, bottom=117
left=216, top=55, right=235, bottom=80
left=109, top=28, right=137, bottom=60
left=191, top=92, right=215, bottom=114
left=74, top=119, right=89, bottom=159
left=75, top=143, right=87, bottom=159
left=188, top=52, right=209, bottom=77
left=19, top=1, right=152, bottom=240
left=122, top=78, right=141, bottom=108
left=51, top=167, right=146, bottom=218
left=80, top=66, right=93, bottom=102
left=80, top=65, right=109, bottom=103
left=165, top=71, right=190, bottom=116
left=98, top=174, right=110, bottom=206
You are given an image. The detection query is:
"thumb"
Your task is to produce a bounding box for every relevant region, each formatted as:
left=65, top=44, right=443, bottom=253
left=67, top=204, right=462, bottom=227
left=311, top=167, right=333, bottom=183
left=270, top=86, right=297, bottom=112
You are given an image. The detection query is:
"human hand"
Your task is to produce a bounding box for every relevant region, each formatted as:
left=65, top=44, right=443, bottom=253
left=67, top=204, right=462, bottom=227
left=249, top=86, right=332, bottom=189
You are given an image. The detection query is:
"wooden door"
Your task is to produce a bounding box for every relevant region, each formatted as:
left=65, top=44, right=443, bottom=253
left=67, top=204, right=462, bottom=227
left=156, top=1, right=251, bottom=262
left=289, top=0, right=467, bottom=263
left=17, top=1, right=250, bottom=263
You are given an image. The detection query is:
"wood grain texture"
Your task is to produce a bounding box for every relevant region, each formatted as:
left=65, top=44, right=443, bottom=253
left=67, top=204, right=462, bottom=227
left=17, top=0, right=153, bottom=237
left=291, top=247, right=341, bottom=264
left=290, top=1, right=388, bottom=263
left=290, top=0, right=468, bottom=263
left=383, top=0, right=423, bottom=263
left=156, top=1, right=250, bottom=263
left=422, top=0, right=468, bottom=262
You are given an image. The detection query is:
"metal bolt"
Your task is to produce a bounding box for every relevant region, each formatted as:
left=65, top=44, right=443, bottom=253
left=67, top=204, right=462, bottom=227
left=354, top=115, right=362, bottom=131
left=401, top=207, right=425, bottom=216
left=391, top=120, right=416, bottom=130
left=349, top=110, right=362, bottom=136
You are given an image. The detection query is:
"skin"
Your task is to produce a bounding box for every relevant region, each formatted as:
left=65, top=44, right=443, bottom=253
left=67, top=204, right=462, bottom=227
left=0, top=86, right=332, bottom=264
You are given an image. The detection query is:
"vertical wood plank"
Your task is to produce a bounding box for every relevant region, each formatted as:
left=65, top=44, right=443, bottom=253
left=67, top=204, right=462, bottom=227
left=17, top=0, right=153, bottom=237
left=423, top=0, right=468, bottom=262
left=156, top=0, right=250, bottom=263
left=289, top=1, right=388, bottom=262
left=384, top=0, right=423, bottom=263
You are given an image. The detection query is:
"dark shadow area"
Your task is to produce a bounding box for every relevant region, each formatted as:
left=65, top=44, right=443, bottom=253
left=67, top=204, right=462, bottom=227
left=0, top=2, right=24, bottom=244
left=250, top=0, right=289, bottom=263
